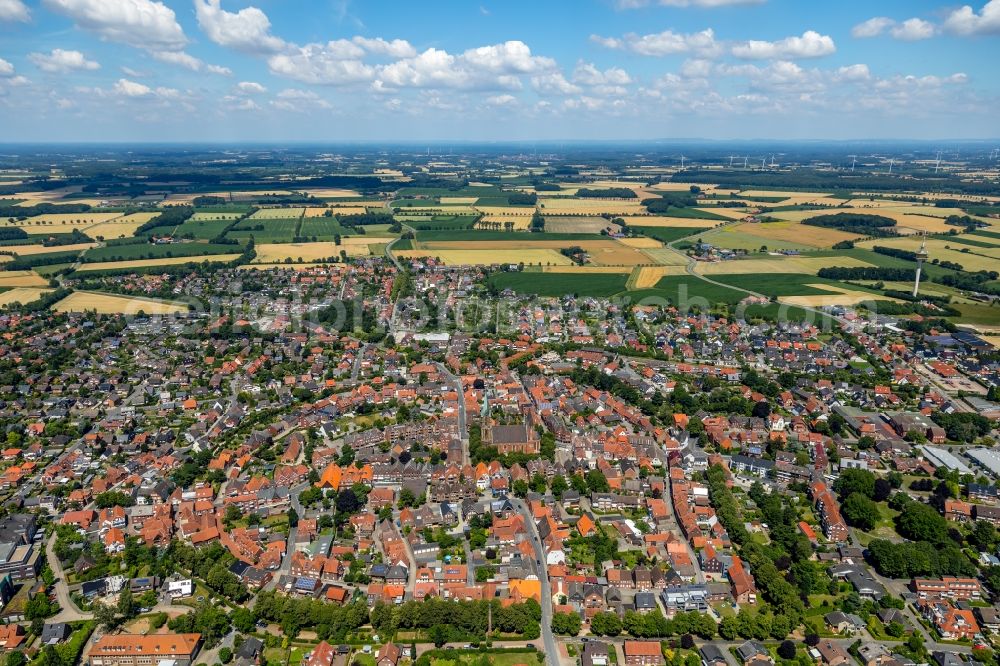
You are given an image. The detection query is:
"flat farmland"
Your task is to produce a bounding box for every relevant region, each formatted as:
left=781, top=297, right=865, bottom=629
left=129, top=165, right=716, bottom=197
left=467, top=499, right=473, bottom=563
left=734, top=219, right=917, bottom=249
left=253, top=242, right=342, bottom=263
left=229, top=219, right=299, bottom=242
left=11, top=242, right=96, bottom=256
left=541, top=266, right=631, bottom=274
left=75, top=254, right=241, bottom=272
left=173, top=218, right=234, bottom=239
left=781, top=283, right=898, bottom=307
left=628, top=265, right=687, bottom=288
left=299, top=217, right=351, bottom=239
left=538, top=199, right=644, bottom=215
left=191, top=211, right=244, bottom=221
left=395, top=248, right=573, bottom=266
left=83, top=242, right=240, bottom=262
left=248, top=208, right=304, bottom=220
left=701, top=220, right=860, bottom=250
left=474, top=206, right=535, bottom=216
left=618, top=216, right=724, bottom=228
left=87, top=212, right=159, bottom=239
left=695, top=207, right=749, bottom=220
left=543, top=217, right=620, bottom=234
left=52, top=291, right=189, bottom=314
left=7, top=212, right=122, bottom=234
left=488, top=271, right=629, bottom=297
left=440, top=197, right=478, bottom=204
left=477, top=216, right=532, bottom=231
left=697, top=254, right=876, bottom=275
left=856, top=236, right=1000, bottom=272
left=308, top=206, right=370, bottom=217
left=414, top=239, right=654, bottom=266
left=0, top=270, right=49, bottom=287
left=0, top=287, right=52, bottom=307
left=298, top=188, right=361, bottom=198
left=618, top=237, right=663, bottom=248
left=639, top=248, right=690, bottom=265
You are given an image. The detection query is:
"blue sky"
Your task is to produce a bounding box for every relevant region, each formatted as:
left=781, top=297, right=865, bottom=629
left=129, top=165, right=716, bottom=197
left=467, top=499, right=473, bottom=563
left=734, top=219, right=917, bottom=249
left=0, top=0, right=997, bottom=142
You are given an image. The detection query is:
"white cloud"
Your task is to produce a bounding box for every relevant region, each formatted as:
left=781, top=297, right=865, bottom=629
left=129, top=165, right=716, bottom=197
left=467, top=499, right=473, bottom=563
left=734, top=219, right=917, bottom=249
left=373, top=41, right=554, bottom=90
left=943, top=0, right=1000, bottom=35
left=270, top=88, right=333, bottom=111
left=731, top=30, right=835, bottom=59
left=486, top=94, right=517, bottom=107
left=222, top=95, right=258, bottom=111
left=0, top=0, right=29, bottom=22
left=114, top=78, right=152, bottom=96
left=29, top=49, right=101, bottom=73
left=852, top=17, right=895, bottom=38
left=0, top=58, right=14, bottom=77
left=194, top=0, right=285, bottom=54
left=267, top=43, right=373, bottom=85
left=42, top=0, right=187, bottom=51
left=572, top=62, right=631, bottom=86
left=853, top=16, right=936, bottom=40
left=591, top=28, right=720, bottom=57
left=531, top=72, right=581, bottom=95
left=351, top=36, right=416, bottom=58
left=151, top=50, right=230, bottom=75
left=835, top=64, right=871, bottom=82
left=121, top=66, right=146, bottom=77
left=891, top=18, right=936, bottom=40
left=236, top=81, right=266, bottom=95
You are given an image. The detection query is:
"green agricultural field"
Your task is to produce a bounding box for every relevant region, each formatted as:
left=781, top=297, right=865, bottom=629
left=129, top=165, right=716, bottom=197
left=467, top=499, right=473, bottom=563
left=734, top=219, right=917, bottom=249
left=653, top=207, right=730, bottom=221
left=488, top=271, right=628, bottom=297
left=190, top=211, right=245, bottom=221
left=173, top=218, right=235, bottom=240
left=299, top=217, right=351, bottom=240
left=636, top=226, right=711, bottom=244
left=82, top=242, right=242, bottom=263
left=228, top=219, right=299, bottom=243
left=711, top=273, right=885, bottom=298
left=953, top=303, right=1000, bottom=327
left=400, top=215, right=479, bottom=231
left=627, top=276, right=746, bottom=305
left=416, top=230, right=604, bottom=242
left=970, top=229, right=1000, bottom=241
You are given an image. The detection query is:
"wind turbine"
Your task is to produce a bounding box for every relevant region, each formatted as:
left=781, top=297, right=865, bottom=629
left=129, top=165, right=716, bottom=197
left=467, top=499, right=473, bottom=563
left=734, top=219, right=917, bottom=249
left=934, top=151, right=942, bottom=174
left=769, top=154, right=775, bottom=167
left=913, top=231, right=929, bottom=298
left=887, top=158, right=895, bottom=175
left=679, top=155, right=687, bottom=169
left=760, top=156, right=766, bottom=169
left=728, top=155, right=736, bottom=168
left=848, top=155, right=857, bottom=173
left=743, top=156, right=749, bottom=169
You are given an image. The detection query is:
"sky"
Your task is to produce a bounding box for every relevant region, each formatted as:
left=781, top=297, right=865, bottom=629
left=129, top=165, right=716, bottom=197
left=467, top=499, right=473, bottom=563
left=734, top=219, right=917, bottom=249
left=0, top=0, right=998, bottom=142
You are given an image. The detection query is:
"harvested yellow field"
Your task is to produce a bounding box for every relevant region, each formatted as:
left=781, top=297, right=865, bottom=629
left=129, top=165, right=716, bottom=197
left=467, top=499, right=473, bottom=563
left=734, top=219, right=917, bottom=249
left=697, top=255, right=875, bottom=275
left=541, top=266, right=631, bottom=274
left=75, top=254, right=242, bottom=272
left=253, top=242, right=343, bottom=263
left=474, top=206, right=535, bottom=216
left=239, top=263, right=340, bottom=271
left=618, top=237, right=663, bottom=249
left=712, top=221, right=860, bottom=248
left=538, top=199, right=644, bottom=215
left=18, top=212, right=121, bottom=225
left=639, top=248, right=691, bottom=266
left=394, top=249, right=573, bottom=266
left=781, top=284, right=898, bottom=307
left=191, top=211, right=244, bottom=221
left=87, top=213, right=157, bottom=239
left=648, top=182, right=729, bottom=193
left=0, top=287, right=52, bottom=307
left=249, top=208, right=304, bottom=220
left=413, top=240, right=651, bottom=266
left=856, top=237, right=1000, bottom=272
left=739, top=190, right=833, bottom=200
left=630, top=266, right=686, bottom=288
left=617, top=216, right=723, bottom=228
left=478, top=216, right=531, bottom=230
left=440, top=197, right=478, bottom=204
left=0, top=255, right=10, bottom=263
left=52, top=291, right=189, bottom=314
left=0, top=271, right=49, bottom=287
left=10, top=242, right=95, bottom=256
